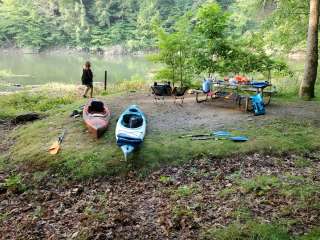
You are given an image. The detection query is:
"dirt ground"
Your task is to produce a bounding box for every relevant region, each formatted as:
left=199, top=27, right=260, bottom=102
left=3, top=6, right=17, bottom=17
left=105, top=92, right=320, bottom=133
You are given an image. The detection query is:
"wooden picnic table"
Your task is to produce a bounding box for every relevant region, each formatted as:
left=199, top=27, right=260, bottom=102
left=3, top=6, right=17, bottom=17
left=195, top=81, right=276, bottom=111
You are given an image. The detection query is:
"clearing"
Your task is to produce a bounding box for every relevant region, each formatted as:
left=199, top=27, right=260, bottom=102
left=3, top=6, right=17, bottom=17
left=0, top=91, right=320, bottom=239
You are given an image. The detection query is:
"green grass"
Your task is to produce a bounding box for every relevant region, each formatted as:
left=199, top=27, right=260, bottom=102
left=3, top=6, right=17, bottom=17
left=174, top=184, right=198, bottom=198
left=239, top=175, right=281, bottom=195
left=201, top=221, right=320, bottom=240
left=1, top=84, right=320, bottom=181
left=0, top=91, right=77, bottom=119
left=238, top=174, right=320, bottom=200
left=5, top=107, right=320, bottom=181
left=202, top=221, right=291, bottom=240
left=1, top=174, right=27, bottom=193
left=294, top=157, right=312, bottom=168
left=230, top=173, right=320, bottom=213
left=275, top=59, right=320, bottom=100
left=0, top=69, right=16, bottom=78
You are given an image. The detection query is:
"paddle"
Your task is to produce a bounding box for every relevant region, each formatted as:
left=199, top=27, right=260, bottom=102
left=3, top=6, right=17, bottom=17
left=181, top=131, right=231, bottom=139
left=49, top=130, right=66, bottom=155
left=229, top=136, right=249, bottom=142
left=189, top=131, right=249, bottom=142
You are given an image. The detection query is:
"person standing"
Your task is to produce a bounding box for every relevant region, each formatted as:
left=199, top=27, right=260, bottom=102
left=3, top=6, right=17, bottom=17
left=81, top=61, right=93, bottom=98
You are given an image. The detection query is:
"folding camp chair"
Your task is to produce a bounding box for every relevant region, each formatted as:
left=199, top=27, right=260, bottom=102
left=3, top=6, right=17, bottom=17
left=151, top=84, right=172, bottom=103
left=172, top=86, right=188, bottom=104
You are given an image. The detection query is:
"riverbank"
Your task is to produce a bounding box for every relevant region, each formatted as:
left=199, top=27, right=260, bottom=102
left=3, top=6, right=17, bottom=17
left=1, top=87, right=320, bottom=239
left=0, top=50, right=157, bottom=92
left=0, top=45, right=157, bottom=56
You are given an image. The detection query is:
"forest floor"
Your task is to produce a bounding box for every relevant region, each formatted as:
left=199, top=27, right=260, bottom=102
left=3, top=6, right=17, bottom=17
left=0, top=90, right=320, bottom=239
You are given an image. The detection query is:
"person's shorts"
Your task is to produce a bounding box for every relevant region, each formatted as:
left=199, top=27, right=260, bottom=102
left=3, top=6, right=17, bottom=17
left=84, top=83, right=93, bottom=88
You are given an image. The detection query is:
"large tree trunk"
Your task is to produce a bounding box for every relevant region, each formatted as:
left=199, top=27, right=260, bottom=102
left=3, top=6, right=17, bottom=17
left=300, top=0, right=319, bottom=100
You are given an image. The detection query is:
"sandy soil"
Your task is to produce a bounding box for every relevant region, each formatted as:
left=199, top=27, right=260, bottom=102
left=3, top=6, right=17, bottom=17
left=107, top=93, right=254, bottom=133
left=104, top=92, right=320, bottom=133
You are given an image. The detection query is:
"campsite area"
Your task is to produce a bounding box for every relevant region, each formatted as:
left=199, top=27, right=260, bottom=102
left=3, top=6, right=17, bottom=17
left=1, top=88, right=320, bottom=239
left=1, top=0, right=320, bottom=239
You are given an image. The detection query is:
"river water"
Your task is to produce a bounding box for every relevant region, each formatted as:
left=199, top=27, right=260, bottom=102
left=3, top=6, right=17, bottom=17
left=0, top=51, right=156, bottom=90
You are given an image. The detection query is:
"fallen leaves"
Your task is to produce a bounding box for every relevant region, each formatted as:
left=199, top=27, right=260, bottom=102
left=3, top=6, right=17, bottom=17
left=1, top=152, right=320, bottom=239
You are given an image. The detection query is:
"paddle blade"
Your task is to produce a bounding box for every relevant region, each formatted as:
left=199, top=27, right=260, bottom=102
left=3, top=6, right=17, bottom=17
left=49, top=141, right=60, bottom=155
left=229, top=136, right=249, bottom=142
left=213, top=131, right=232, bottom=138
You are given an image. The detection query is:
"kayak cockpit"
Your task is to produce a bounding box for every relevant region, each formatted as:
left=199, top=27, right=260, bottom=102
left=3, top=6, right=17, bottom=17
left=122, top=114, right=143, bottom=128
left=87, top=100, right=107, bottom=115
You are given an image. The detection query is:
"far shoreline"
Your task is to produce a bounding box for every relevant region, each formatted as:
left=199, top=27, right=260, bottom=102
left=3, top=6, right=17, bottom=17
left=0, top=45, right=158, bottom=57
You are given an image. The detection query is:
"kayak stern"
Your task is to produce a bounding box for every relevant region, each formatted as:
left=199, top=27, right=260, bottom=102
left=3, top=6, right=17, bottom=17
left=121, top=145, right=135, bottom=161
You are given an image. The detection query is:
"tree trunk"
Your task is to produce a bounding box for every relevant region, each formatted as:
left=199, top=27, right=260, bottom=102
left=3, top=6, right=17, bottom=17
left=300, top=0, right=319, bottom=100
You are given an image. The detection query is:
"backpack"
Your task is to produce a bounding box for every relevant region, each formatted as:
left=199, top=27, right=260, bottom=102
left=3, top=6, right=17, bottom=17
left=250, top=94, right=265, bottom=116
left=202, top=79, right=211, bottom=93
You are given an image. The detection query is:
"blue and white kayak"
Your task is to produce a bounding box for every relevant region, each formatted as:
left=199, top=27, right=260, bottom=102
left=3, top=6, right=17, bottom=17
left=115, top=105, right=146, bottom=160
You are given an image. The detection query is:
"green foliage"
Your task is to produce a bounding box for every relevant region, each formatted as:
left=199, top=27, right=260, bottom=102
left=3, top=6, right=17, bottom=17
left=153, top=2, right=287, bottom=83
left=229, top=0, right=308, bottom=53
left=0, top=0, right=219, bottom=50
left=0, top=212, right=9, bottom=224
left=155, top=16, right=194, bottom=86
left=239, top=175, right=280, bottom=194
left=279, top=174, right=320, bottom=201
left=2, top=174, right=27, bottom=193
left=159, top=175, right=172, bottom=184
left=174, top=184, right=198, bottom=197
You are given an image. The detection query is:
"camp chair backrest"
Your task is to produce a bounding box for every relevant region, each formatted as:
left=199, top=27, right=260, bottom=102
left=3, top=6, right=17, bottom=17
left=151, top=85, right=172, bottom=96
left=89, top=101, right=104, bottom=113
left=172, top=86, right=188, bottom=96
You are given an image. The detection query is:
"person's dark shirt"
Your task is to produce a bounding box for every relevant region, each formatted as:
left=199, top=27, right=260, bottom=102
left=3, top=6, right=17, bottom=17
left=82, top=68, right=93, bottom=85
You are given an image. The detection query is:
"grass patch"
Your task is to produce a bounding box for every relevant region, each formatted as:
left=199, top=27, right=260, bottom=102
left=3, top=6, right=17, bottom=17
left=231, top=207, right=252, bottom=222
left=1, top=174, right=27, bottom=193
left=239, top=175, right=280, bottom=195
left=202, top=221, right=291, bottom=240
left=6, top=103, right=320, bottom=181
left=83, top=206, right=107, bottom=222
left=159, top=175, right=173, bottom=184
left=0, top=69, right=17, bottom=78
left=300, top=229, right=320, bottom=240
left=236, top=174, right=320, bottom=210
left=174, top=184, right=198, bottom=198
left=0, top=90, right=77, bottom=119
left=294, top=158, right=312, bottom=168
left=202, top=221, right=320, bottom=240
left=2, top=85, right=320, bottom=181
left=279, top=174, right=320, bottom=202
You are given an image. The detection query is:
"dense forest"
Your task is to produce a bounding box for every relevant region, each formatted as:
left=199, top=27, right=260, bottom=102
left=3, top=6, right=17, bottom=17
left=0, top=0, right=224, bottom=50
left=0, top=0, right=309, bottom=52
